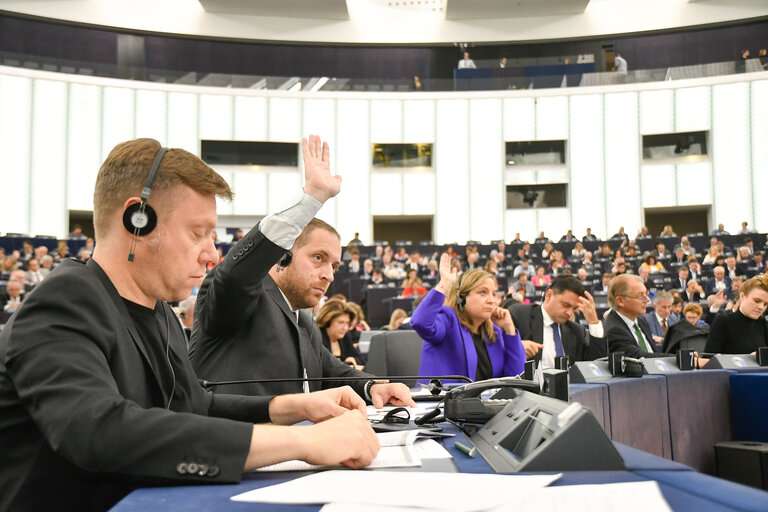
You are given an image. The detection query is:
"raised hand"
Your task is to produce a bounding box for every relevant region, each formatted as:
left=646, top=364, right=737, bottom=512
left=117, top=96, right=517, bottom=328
left=435, top=252, right=458, bottom=294
left=302, top=134, right=341, bottom=203
left=577, top=291, right=599, bottom=324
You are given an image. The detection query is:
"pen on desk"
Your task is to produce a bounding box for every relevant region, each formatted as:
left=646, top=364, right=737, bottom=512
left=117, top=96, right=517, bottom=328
left=454, top=441, right=476, bottom=458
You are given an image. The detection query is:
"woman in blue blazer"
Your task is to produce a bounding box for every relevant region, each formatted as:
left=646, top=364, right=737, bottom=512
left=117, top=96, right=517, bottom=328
left=412, top=253, right=525, bottom=381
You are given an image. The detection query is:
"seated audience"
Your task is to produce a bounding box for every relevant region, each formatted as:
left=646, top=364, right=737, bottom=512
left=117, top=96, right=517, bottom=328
left=705, top=274, right=768, bottom=354
left=531, top=265, right=552, bottom=288
left=560, top=229, right=578, bottom=242
left=412, top=253, right=525, bottom=381
left=571, top=242, right=586, bottom=258
left=683, top=279, right=704, bottom=303
left=367, top=268, right=387, bottom=287
left=683, top=302, right=707, bottom=327
left=640, top=254, right=665, bottom=274
left=511, top=272, right=535, bottom=304
left=317, top=299, right=365, bottom=371
left=593, top=272, right=612, bottom=293
left=513, top=258, right=535, bottom=278
left=705, top=266, right=732, bottom=299
left=347, top=302, right=371, bottom=342
left=583, top=227, right=598, bottom=241
left=386, top=308, right=408, bottom=330
left=660, top=225, right=677, bottom=237
left=642, top=291, right=677, bottom=344
left=402, top=269, right=427, bottom=297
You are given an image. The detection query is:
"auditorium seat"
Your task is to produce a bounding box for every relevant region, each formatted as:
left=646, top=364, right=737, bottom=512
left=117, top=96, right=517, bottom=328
left=364, top=330, right=423, bottom=387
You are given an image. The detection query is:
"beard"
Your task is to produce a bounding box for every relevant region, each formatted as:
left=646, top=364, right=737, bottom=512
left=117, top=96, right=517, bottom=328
left=279, top=270, right=326, bottom=310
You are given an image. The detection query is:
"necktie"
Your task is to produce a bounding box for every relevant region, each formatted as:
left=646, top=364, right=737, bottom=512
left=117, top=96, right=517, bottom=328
left=552, top=324, right=564, bottom=357
left=633, top=322, right=651, bottom=353
left=661, top=318, right=667, bottom=334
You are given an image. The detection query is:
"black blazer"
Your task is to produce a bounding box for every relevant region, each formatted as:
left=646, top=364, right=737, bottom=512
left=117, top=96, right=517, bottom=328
left=190, top=227, right=369, bottom=398
left=605, top=309, right=667, bottom=358
left=321, top=331, right=363, bottom=365
left=507, top=303, right=606, bottom=363
left=0, top=259, right=270, bottom=511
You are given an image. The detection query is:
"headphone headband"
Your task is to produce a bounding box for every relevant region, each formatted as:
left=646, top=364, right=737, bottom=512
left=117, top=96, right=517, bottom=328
left=142, top=147, right=168, bottom=202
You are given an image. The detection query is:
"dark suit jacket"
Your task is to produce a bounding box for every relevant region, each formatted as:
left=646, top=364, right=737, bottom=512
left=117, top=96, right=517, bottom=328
left=0, top=259, right=268, bottom=511
left=507, top=303, right=606, bottom=363
left=667, top=277, right=690, bottom=291
left=605, top=309, right=668, bottom=358
left=190, top=228, right=369, bottom=398
left=704, top=277, right=732, bottom=300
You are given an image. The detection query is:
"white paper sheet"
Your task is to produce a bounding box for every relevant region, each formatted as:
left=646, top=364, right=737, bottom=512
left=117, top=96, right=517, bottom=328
left=317, top=480, right=671, bottom=512
left=491, top=481, right=673, bottom=512
left=231, top=471, right=562, bottom=511
left=252, top=431, right=422, bottom=472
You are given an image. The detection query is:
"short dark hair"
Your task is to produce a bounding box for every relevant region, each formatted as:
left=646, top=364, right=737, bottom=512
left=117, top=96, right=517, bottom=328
left=549, top=275, right=585, bottom=297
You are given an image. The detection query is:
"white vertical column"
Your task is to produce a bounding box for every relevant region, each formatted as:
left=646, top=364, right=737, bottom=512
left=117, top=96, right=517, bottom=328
left=570, top=94, right=607, bottom=239
left=0, top=75, right=32, bottom=233
left=468, top=98, right=503, bottom=242
left=435, top=99, right=470, bottom=243
left=336, top=99, right=371, bottom=243
left=67, top=83, right=102, bottom=212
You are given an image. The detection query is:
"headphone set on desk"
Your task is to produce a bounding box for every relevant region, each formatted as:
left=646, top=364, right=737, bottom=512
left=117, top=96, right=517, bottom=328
left=123, top=146, right=168, bottom=262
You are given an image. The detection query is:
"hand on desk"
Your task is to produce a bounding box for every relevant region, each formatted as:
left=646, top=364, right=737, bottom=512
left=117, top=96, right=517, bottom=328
left=269, top=386, right=366, bottom=425
left=369, top=382, right=416, bottom=409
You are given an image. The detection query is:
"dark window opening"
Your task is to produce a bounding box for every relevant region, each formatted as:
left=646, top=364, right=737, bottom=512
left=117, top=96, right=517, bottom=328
left=506, top=184, right=567, bottom=209
left=506, top=140, right=566, bottom=166
left=372, top=143, right=432, bottom=169
left=642, top=131, right=709, bottom=160
left=200, top=140, right=299, bottom=167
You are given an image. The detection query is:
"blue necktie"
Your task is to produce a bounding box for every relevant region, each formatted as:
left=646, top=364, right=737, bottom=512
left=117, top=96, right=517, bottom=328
left=552, top=324, right=564, bottom=357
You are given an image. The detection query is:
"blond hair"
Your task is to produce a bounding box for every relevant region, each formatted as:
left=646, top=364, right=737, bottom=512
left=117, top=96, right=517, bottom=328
left=444, top=269, right=498, bottom=342
left=93, top=138, right=233, bottom=238
left=741, top=274, right=768, bottom=297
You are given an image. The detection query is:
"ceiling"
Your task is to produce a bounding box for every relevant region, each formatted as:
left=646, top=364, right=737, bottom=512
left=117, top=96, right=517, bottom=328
left=0, top=0, right=766, bottom=44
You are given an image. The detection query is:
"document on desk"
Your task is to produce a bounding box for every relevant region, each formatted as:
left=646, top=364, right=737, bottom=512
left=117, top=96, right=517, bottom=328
left=251, top=431, right=422, bottom=472
left=231, top=471, right=561, bottom=511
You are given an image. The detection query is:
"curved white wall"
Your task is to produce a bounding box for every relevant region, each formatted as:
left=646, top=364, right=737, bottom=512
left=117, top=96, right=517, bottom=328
left=0, top=0, right=767, bottom=44
left=1, top=64, right=766, bottom=243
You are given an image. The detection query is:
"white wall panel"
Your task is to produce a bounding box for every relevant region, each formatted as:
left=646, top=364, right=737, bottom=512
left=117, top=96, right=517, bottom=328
left=641, top=164, right=676, bottom=208
left=503, top=97, right=535, bottom=141
left=370, top=99, right=402, bottom=143
left=370, top=173, right=403, bottom=215
left=569, top=94, right=605, bottom=238
left=268, top=97, right=301, bottom=142
left=676, top=162, right=712, bottom=206
left=403, top=99, right=435, bottom=142
left=538, top=208, right=571, bottom=244
left=535, top=96, right=568, bottom=140
left=335, top=99, right=371, bottom=243
left=101, top=87, right=135, bottom=161
left=30, top=80, right=67, bottom=236
left=469, top=99, right=504, bottom=242
left=230, top=169, right=268, bottom=215
left=213, top=168, right=234, bottom=216
left=302, top=98, right=338, bottom=226
left=199, top=94, right=233, bottom=141
left=0, top=75, right=32, bottom=233
left=751, top=80, right=768, bottom=230
left=402, top=173, right=435, bottom=215
left=435, top=100, right=470, bottom=243
left=675, top=86, right=710, bottom=132
left=67, top=83, right=101, bottom=211
left=640, top=90, right=674, bottom=135
left=267, top=172, right=302, bottom=215
left=135, top=89, right=167, bottom=143
left=234, top=96, right=268, bottom=140
left=712, top=82, right=751, bottom=229
left=605, top=92, right=642, bottom=234
left=167, top=92, right=198, bottom=153
left=505, top=209, right=537, bottom=243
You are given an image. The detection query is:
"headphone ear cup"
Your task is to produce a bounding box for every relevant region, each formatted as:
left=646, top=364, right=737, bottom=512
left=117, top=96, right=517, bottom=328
left=123, top=203, right=158, bottom=237
left=277, top=250, right=293, bottom=268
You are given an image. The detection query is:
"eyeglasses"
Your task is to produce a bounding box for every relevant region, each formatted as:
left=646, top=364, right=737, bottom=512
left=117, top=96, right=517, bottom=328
left=622, top=294, right=649, bottom=301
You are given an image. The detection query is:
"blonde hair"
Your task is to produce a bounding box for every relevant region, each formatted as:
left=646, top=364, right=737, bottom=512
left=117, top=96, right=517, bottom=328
left=683, top=303, right=703, bottom=317
left=94, top=138, right=233, bottom=238
left=741, top=274, right=768, bottom=297
left=316, top=298, right=357, bottom=329
left=387, top=308, right=408, bottom=330
left=444, top=269, right=498, bottom=342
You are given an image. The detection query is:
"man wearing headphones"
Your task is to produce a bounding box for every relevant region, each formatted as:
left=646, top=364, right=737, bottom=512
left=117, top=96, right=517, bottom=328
left=0, top=138, right=380, bottom=511
left=189, top=135, right=413, bottom=409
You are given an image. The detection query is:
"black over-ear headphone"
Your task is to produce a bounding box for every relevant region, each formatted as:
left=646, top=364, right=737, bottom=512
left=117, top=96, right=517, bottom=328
left=276, top=250, right=292, bottom=271
left=123, top=147, right=168, bottom=262
left=455, top=273, right=466, bottom=312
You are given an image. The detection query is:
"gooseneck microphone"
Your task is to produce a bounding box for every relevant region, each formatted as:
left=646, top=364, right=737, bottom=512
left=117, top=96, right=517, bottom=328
left=198, top=375, right=473, bottom=389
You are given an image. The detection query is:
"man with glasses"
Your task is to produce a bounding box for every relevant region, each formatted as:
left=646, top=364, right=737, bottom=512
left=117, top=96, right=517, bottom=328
left=606, top=274, right=668, bottom=358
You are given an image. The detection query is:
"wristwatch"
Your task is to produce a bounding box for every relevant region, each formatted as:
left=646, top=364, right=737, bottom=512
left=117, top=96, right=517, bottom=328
left=364, top=379, right=390, bottom=401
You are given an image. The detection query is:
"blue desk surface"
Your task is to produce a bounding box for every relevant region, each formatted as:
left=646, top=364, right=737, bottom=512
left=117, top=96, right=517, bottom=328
left=113, top=426, right=768, bottom=512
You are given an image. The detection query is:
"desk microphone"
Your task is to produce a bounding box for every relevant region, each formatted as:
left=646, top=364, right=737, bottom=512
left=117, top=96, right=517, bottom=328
left=199, top=375, right=473, bottom=389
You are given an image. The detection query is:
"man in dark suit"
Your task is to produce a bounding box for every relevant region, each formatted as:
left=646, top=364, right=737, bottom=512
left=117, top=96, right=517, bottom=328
left=704, top=266, right=732, bottom=300
left=190, top=138, right=412, bottom=408
left=641, top=291, right=677, bottom=345
left=0, top=137, right=380, bottom=511
left=605, top=274, right=668, bottom=358
left=507, top=275, right=606, bottom=368
left=667, top=266, right=690, bottom=291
